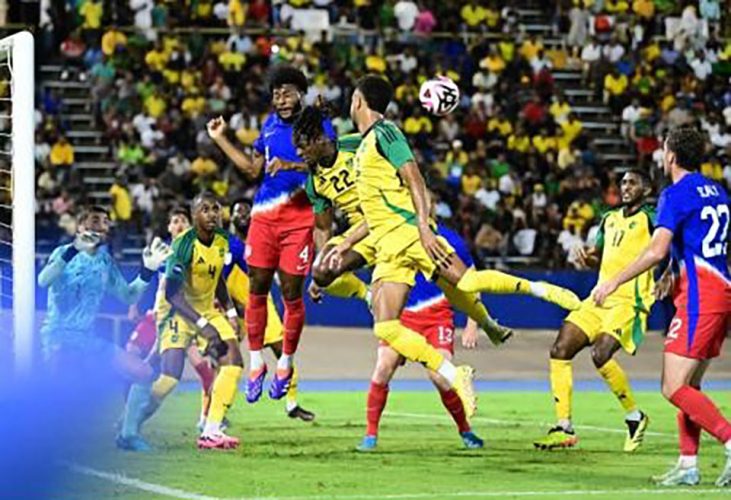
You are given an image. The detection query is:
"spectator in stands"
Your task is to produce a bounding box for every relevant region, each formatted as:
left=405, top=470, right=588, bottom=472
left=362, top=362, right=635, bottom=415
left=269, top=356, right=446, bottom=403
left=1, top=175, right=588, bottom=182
left=109, top=175, right=133, bottom=257
left=567, top=3, right=589, bottom=48
left=460, top=1, right=486, bottom=31
left=603, top=67, right=629, bottom=113
left=394, top=0, right=419, bottom=32
left=101, top=25, right=127, bottom=56
left=49, top=135, right=74, bottom=183
left=191, top=152, right=218, bottom=180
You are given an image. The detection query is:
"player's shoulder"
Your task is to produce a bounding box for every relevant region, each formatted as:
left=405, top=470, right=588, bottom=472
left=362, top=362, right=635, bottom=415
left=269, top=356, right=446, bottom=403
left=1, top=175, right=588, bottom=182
left=637, top=203, right=656, bottom=224
left=374, top=119, right=405, bottom=140
left=261, top=112, right=279, bottom=129
left=337, top=133, right=362, bottom=153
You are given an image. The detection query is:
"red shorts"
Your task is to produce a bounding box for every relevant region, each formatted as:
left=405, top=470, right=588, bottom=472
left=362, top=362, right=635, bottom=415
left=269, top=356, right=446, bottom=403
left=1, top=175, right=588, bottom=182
left=664, top=310, right=729, bottom=360
left=245, top=217, right=314, bottom=276
left=387, top=308, right=455, bottom=355
left=127, top=314, right=157, bottom=358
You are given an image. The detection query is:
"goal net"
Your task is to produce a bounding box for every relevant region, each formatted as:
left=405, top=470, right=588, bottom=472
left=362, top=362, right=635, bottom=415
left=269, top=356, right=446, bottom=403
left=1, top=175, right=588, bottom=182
left=0, top=32, right=35, bottom=374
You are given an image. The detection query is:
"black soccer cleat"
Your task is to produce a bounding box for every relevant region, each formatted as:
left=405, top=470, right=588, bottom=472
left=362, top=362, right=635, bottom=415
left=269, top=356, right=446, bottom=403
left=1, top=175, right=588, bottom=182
left=287, top=405, right=316, bottom=422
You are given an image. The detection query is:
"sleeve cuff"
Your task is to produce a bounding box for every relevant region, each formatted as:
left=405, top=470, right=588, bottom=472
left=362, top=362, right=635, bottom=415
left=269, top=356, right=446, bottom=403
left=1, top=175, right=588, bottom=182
left=140, top=267, right=155, bottom=283
left=62, top=246, right=79, bottom=263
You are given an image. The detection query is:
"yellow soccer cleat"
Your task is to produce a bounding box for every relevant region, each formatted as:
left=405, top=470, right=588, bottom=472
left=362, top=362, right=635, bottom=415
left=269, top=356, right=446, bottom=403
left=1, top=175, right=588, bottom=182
left=533, top=426, right=578, bottom=450
left=453, top=365, right=477, bottom=419
left=624, top=412, right=649, bottom=452
left=538, top=282, right=581, bottom=311
left=483, top=318, right=514, bottom=346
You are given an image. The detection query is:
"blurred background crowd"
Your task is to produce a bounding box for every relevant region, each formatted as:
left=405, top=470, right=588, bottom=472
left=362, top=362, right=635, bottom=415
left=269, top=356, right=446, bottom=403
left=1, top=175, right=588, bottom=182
left=7, top=0, right=729, bottom=267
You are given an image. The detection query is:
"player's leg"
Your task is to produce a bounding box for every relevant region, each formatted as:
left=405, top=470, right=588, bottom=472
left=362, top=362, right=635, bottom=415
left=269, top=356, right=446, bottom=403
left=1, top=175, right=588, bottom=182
left=356, top=345, right=402, bottom=451
left=267, top=340, right=315, bottom=421
left=187, top=345, right=216, bottom=431
left=534, top=321, right=589, bottom=450
left=439, top=254, right=581, bottom=311
left=245, top=264, right=276, bottom=403
left=591, top=334, right=648, bottom=452
left=313, top=244, right=368, bottom=301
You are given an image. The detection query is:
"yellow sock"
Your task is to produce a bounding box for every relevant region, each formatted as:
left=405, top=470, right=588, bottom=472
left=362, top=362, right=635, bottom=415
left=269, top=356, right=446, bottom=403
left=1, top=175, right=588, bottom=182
left=325, top=272, right=368, bottom=300
left=550, top=359, right=572, bottom=422
left=457, top=268, right=533, bottom=294
left=597, top=359, right=637, bottom=413
left=374, top=320, right=444, bottom=371
left=151, top=374, right=178, bottom=403
left=207, top=365, right=243, bottom=425
left=286, top=363, right=299, bottom=407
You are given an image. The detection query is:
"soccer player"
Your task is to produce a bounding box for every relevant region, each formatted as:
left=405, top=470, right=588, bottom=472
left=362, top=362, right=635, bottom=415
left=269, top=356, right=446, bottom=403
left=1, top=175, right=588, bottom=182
left=331, top=75, right=581, bottom=416
left=207, top=65, right=335, bottom=402
left=38, top=205, right=170, bottom=379
left=534, top=169, right=654, bottom=452
left=357, top=222, right=485, bottom=451
left=225, top=200, right=315, bottom=421
left=118, top=192, right=243, bottom=451
left=593, top=127, right=731, bottom=487
left=291, top=105, right=511, bottom=345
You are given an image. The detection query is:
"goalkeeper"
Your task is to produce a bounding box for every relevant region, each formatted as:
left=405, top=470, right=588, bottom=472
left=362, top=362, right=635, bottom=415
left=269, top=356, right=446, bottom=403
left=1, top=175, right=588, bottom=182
left=38, top=205, right=172, bottom=379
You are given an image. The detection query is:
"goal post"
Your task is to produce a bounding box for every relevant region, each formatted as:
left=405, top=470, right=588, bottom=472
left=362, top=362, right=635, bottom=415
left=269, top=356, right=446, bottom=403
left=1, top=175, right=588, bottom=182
left=0, top=31, right=35, bottom=374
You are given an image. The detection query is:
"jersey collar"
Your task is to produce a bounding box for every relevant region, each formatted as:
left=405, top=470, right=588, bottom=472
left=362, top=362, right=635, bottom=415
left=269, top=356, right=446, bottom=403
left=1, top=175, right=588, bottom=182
left=361, top=118, right=384, bottom=140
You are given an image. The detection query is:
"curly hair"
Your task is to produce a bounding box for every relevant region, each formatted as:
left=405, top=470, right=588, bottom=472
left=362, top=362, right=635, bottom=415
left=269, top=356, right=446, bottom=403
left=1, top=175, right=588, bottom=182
left=268, top=65, right=308, bottom=94
left=292, top=105, right=326, bottom=144
left=665, top=126, right=704, bottom=171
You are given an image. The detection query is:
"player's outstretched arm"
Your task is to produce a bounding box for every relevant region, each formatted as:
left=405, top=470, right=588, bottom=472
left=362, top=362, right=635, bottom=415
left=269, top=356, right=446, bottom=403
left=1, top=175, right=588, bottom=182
left=321, top=221, right=369, bottom=270
left=108, top=238, right=172, bottom=304
left=592, top=227, right=673, bottom=305
left=207, top=116, right=265, bottom=179
left=38, top=233, right=103, bottom=287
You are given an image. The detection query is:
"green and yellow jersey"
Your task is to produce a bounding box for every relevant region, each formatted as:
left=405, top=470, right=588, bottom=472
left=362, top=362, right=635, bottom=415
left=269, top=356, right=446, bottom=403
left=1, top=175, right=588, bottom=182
left=305, top=134, right=362, bottom=226
left=353, top=120, right=419, bottom=242
left=164, top=227, right=230, bottom=314
left=595, top=205, right=656, bottom=308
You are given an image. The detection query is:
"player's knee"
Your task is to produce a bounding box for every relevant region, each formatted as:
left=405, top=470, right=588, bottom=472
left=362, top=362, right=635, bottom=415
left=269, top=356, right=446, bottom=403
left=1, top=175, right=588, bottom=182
left=590, top=346, right=612, bottom=368
left=549, top=341, right=573, bottom=360
left=312, top=266, right=334, bottom=287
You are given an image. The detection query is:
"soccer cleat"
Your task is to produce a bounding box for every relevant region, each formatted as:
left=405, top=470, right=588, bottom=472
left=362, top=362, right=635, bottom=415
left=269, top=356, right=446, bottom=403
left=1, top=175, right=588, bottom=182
left=460, top=431, right=484, bottom=449
left=624, top=412, right=649, bottom=452
left=652, top=464, right=700, bottom=486
left=716, top=452, right=731, bottom=487
left=115, top=434, right=152, bottom=452
left=453, top=365, right=477, bottom=419
left=246, top=365, right=268, bottom=403
left=537, top=282, right=581, bottom=311
left=287, top=405, right=316, bottom=422
left=269, top=368, right=294, bottom=400
left=197, top=431, right=240, bottom=450
left=482, top=318, right=513, bottom=346
left=356, top=435, right=377, bottom=452
left=533, top=426, right=578, bottom=450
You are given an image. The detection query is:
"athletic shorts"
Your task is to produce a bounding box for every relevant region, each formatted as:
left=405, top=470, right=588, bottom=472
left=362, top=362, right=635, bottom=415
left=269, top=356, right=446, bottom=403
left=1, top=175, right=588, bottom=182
left=158, top=310, right=237, bottom=354
left=565, top=298, right=649, bottom=355
left=664, top=309, right=729, bottom=360
left=246, top=216, right=314, bottom=276
left=380, top=302, right=456, bottom=354
left=326, top=225, right=378, bottom=266
left=371, top=224, right=453, bottom=287
left=127, top=318, right=157, bottom=358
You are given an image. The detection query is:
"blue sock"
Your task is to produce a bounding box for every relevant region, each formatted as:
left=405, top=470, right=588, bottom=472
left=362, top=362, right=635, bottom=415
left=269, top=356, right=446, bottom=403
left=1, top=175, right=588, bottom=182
left=121, top=384, right=152, bottom=438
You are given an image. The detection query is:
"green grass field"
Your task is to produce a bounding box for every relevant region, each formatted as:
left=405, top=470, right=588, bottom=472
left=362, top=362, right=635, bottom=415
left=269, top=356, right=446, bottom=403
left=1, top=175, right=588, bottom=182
left=63, top=390, right=731, bottom=500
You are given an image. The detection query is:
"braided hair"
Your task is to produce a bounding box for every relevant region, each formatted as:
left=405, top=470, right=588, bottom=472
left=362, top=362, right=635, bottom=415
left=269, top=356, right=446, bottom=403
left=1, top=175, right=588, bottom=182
left=292, top=105, right=326, bottom=146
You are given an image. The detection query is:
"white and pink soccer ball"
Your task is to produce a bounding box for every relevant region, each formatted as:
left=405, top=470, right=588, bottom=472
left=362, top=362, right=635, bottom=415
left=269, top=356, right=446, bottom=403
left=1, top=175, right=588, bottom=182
left=419, top=76, right=460, bottom=116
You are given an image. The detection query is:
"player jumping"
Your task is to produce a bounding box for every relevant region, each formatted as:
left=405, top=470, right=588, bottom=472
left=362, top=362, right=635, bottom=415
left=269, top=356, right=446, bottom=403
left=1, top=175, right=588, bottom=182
left=534, top=169, right=655, bottom=452
left=118, top=193, right=243, bottom=451
left=225, top=200, right=315, bottom=421
left=207, top=65, right=335, bottom=402
left=38, top=205, right=170, bottom=379
left=593, top=126, right=731, bottom=487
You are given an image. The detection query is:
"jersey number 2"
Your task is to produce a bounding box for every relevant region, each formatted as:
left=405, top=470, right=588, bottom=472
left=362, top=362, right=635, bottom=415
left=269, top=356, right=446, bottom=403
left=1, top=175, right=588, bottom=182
left=330, top=170, right=354, bottom=193
left=700, top=204, right=729, bottom=258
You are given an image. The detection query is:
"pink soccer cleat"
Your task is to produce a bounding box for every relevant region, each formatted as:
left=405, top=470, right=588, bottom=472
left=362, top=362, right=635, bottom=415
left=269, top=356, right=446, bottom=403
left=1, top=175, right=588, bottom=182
left=197, top=431, right=240, bottom=450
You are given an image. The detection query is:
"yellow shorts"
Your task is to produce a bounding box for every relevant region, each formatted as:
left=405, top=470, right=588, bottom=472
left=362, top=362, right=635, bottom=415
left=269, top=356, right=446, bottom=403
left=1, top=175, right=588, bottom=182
left=158, top=310, right=237, bottom=353
left=565, top=298, right=648, bottom=355
left=327, top=225, right=378, bottom=266
left=372, top=224, right=453, bottom=287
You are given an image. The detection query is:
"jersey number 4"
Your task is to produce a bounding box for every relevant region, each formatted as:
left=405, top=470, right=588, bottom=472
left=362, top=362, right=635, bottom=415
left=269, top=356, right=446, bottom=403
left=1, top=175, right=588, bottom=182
left=700, top=204, right=729, bottom=258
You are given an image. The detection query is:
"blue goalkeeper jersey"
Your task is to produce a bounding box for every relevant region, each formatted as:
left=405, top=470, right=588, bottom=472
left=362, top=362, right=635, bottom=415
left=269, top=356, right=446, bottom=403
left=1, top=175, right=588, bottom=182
left=38, top=243, right=149, bottom=353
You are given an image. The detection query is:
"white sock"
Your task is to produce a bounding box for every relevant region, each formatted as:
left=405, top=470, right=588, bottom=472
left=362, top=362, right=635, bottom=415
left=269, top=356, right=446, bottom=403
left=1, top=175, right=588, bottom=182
left=529, top=281, right=546, bottom=298
left=277, top=354, right=293, bottom=371
left=437, top=360, right=457, bottom=384
left=725, top=440, right=731, bottom=454
left=250, top=350, right=264, bottom=371
left=558, top=419, right=573, bottom=433
left=286, top=400, right=298, bottom=412
left=679, top=455, right=698, bottom=469
left=625, top=409, right=642, bottom=421
left=203, top=420, right=220, bottom=436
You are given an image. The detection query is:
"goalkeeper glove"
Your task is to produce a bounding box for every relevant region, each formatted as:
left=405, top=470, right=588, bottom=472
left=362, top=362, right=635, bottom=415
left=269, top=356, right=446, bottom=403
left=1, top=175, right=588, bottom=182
left=143, top=237, right=173, bottom=272
left=73, top=231, right=102, bottom=253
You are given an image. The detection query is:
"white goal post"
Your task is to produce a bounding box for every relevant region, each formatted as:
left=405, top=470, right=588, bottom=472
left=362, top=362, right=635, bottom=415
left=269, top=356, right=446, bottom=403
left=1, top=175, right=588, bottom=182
left=0, top=31, right=35, bottom=373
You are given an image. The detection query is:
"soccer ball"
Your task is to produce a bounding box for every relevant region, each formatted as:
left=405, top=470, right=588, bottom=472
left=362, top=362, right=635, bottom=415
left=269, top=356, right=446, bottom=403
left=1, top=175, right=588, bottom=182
left=419, top=76, right=460, bottom=116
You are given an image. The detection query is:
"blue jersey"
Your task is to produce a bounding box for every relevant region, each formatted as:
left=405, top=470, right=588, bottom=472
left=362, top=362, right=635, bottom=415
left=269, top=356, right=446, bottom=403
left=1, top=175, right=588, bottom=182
left=38, top=244, right=149, bottom=354
left=223, top=234, right=248, bottom=278
left=405, top=225, right=474, bottom=312
left=655, top=172, right=730, bottom=314
left=252, top=112, right=335, bottom=225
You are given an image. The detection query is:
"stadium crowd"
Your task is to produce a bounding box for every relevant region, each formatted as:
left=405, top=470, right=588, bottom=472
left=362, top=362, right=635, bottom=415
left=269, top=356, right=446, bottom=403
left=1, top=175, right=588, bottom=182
left=27, top=0, right=730, bottom=267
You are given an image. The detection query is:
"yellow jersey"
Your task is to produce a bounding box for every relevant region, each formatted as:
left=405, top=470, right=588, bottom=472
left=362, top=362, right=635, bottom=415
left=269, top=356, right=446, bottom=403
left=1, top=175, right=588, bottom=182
left=596, top=205, right=656, bottom=308
left=305, top=134, right=362, bottom=227
left=353, top=120, right=421, bottom=242
left=165, top=228, right=230, bottom=313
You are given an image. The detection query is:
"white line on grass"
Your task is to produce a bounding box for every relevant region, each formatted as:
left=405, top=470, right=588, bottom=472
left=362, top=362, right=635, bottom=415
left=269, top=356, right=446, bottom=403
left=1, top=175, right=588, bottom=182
left=386, top=411, right=673, bottom=437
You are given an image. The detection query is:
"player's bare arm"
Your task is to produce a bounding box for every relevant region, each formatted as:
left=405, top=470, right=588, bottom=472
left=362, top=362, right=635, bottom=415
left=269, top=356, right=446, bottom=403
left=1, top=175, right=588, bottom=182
left=216, top=270, right=240, bottom=337
left=593, top=228, right=673, bottom=305
left=207, top=116, right=265, bottom=179
left=323, top=221, right=369, bottom=271
left=268, top=157, right=308, bottom=176
left=313, top=208, right=334, bottom=254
